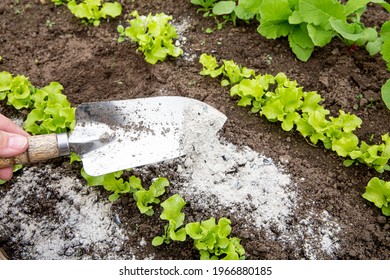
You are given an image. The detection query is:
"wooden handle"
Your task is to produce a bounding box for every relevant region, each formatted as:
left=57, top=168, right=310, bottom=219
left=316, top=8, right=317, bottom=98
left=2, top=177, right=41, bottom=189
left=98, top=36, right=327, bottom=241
left=0, top=134, right=60, bottom=168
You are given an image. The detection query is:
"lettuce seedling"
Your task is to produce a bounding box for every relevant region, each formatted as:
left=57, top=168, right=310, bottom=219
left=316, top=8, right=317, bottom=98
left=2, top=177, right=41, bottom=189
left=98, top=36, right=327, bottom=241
left=81, top=167, right=171, bottom=212
left=67, top=0, right=122, bottom=26
left=133, top=177, right=170, bottom=216
left=362, top=177, right=390, bottom=216
left=0, top=71, right=76, bottom=181
left=185, top=217, right=245, bottom=260
left=199, top=53, right=224, bottom=78
left=24, top=82, right=76, bottom=135
left=0, top=72, right=34, bottom=110
left=0, top=71, right=75, bottom=135
left=152, top=194, right=187, bottom=246
left=81, top=169, right=137, bottom=202
left=117, top=11, right=183, bottom=64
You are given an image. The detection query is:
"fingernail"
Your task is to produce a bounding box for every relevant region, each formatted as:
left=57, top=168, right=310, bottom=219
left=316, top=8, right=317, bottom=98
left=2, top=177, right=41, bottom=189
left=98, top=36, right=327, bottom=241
left=8, top=135, right=28, bottom=150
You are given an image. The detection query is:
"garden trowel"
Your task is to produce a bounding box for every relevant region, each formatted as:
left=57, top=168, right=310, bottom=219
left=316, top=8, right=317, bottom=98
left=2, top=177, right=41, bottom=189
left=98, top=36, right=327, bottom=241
left=0, top=96, right=227, bottom=176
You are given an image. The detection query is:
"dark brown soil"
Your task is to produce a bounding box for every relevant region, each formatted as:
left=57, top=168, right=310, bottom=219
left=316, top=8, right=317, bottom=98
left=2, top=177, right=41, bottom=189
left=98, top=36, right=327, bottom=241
left=0, top=0, right=390, bottom=260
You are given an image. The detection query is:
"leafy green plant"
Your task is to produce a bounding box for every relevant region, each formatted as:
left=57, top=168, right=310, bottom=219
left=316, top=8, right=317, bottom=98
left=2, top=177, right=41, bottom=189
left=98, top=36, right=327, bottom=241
left=199, top=53, right=390, bottom=173
left=362, top=177, right=390, bottom=216
left=191, top=0, right=259, bottom=30
left=24, top=82, right=76, bottom=135
left=66, top=0, right=122, bottom=26
left=191, top=0, right=219, bottom=17
left=133, top=177, right=170, bottom=216
left=52, top=0, right=122, bottom=26
left=81, top=169, right=137, bottom=202
left=152, top=194, right=187, bottom=246
left=0, top=71, right=75, bottom=182
left=81, top=168, right=169, bottom=209
left=0, top=72, right=34, bottom=109
left=256, top=0, right=389, bottom=61
left=117, top=11, right=183, bottom=64
left=185, top=217, right=245, bottom=260
left=0, top=71, right=75, bottom=135
left=151, top=193, right=246, bottom=260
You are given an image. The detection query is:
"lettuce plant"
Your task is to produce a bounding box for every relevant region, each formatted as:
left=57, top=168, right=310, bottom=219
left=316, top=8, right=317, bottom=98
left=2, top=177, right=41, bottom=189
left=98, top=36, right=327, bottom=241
left=0, top=71, right=76, bottom=183
left=152, top=194, right=187, bottom=246
left=185, top=217, right=245, bottom=260
left=133, top=177, right=170, bottom=216
left=0, top=72, right=34, bottom=109
left=81, top=169, right=140, bottom=202
left=199, top=54, right=390, bottom=173
left=24, top=82, right=76, bottom=135
left=362, top=177, right=390, bottom=216
left=66, top=0, right=122, bottom=26
left=81, top=168, right=169, bottom=209
left=117, top=11, right=183, bottom=64
left=151, top=192, right=246, bottom=260
left=0, top=71, right=75, bottom=135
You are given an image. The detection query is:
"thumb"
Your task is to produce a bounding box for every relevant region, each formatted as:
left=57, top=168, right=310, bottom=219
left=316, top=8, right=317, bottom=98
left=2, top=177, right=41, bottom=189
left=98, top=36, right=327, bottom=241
left=0, top=131, right=28, bottom=158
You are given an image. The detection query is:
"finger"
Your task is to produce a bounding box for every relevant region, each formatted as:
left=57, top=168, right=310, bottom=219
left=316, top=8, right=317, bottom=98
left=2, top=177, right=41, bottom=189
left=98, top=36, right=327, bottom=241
left=0, top=131, right=29, bottom=158
left=0, top=114, right=29, bottom=137
left=0, top=167, right=14, bottom=181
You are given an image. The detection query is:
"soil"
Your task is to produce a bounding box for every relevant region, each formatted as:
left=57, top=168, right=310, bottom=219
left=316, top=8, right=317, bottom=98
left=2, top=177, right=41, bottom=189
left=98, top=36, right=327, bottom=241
left=0, top=0, right=390, bottom=260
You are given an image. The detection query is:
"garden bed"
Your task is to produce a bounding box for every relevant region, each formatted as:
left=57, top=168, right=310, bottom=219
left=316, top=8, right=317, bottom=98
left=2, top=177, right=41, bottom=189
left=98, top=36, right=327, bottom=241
left=0, top=0, right=389, bottom=259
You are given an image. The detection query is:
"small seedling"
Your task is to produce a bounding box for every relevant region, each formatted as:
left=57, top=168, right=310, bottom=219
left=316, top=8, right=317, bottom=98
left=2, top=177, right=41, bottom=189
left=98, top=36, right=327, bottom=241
left=117, top=11, right=183, bottom=64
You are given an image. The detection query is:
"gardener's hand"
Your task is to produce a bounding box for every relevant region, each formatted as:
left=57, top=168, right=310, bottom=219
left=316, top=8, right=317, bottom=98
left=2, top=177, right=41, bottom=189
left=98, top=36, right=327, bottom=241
left=0, top=114, right=29, bottom=181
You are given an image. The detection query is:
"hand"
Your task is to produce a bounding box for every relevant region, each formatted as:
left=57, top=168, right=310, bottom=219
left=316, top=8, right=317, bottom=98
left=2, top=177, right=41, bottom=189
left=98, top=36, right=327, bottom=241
left=0, top=114, right=29, bottom=181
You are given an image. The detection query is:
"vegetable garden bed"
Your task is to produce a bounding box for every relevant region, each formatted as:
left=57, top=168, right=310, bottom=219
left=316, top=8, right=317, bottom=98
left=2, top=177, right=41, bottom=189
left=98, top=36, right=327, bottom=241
left=0, top=0, right=389, bottom=259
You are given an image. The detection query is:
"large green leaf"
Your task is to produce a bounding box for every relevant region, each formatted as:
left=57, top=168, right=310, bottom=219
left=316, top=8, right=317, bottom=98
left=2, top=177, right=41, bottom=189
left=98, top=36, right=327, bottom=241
left=100, top=2, right=122, bottom=18
left=212, top=1, right=236, bottom=15
left=307, top=24, right=334, bottom=47
left=381, top=21, right=390, bottom=70
left=344, top=0, right=389, bottom=15
left=257, top=0, right=293, bottom=39
left=0, top=71, right=12, bottom=92
left=299, top=0, right=346, bottom=30
left=362, top=177, right=390, bottom=209
left=381, top=79, right=390, bottom=110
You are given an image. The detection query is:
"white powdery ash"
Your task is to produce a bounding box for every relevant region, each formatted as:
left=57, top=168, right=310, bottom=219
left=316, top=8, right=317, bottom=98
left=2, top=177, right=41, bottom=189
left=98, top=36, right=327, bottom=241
left=0, top=167, right=130, bottom=260
left=175, top=107, right=295, bottom=231
left=177, top=137, right=294, bottom=230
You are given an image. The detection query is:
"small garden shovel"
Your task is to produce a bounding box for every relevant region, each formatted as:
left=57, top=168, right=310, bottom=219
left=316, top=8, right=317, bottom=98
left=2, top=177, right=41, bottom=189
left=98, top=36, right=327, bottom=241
left=0, top=96, right=227, bottom=176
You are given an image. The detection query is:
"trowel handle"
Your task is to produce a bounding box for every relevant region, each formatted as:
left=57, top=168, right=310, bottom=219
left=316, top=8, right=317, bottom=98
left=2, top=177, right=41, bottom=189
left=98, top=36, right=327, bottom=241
left=0, top=133, right=70, bottom=168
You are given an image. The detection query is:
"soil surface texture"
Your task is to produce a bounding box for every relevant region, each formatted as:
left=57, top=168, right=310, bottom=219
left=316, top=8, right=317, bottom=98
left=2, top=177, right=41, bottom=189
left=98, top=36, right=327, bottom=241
left=0, top=0, right=390, bottom=260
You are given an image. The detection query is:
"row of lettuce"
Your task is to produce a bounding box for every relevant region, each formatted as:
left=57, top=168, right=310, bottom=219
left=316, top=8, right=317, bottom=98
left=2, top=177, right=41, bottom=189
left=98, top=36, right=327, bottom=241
left=191, top=0, right=390, bottom=111
left=199, top=53, right=390, bottom=216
